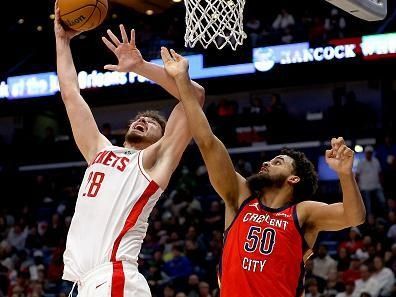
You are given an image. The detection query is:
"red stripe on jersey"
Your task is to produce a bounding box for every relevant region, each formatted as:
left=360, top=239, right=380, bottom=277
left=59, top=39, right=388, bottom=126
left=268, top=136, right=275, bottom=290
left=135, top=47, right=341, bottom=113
left=110, top=180, right=159, bottom=261
left=111, top=261, right=125, bottom=297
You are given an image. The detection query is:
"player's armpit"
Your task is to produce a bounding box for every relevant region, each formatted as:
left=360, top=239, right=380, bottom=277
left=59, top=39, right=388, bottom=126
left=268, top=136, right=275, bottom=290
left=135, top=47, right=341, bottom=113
left=299, top=201, right=359, bottom=232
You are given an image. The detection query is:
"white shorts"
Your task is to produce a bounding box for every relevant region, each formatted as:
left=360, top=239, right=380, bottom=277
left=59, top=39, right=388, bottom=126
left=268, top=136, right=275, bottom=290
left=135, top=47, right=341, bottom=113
left=76, top=261, right=151, bottom=297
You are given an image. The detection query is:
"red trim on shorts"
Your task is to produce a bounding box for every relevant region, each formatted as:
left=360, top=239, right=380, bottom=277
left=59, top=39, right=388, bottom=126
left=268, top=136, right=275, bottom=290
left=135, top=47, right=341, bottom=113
left=111, top=261, right=125, bottom=297
left=110, top=180, right=159, bottom=261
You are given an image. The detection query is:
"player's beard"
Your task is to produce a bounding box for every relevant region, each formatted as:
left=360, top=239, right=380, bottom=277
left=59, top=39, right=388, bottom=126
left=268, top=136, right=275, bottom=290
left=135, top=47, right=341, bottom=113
left=125, top=130, right=146, bottom=145
left=246, top=172, right=288, bottom=193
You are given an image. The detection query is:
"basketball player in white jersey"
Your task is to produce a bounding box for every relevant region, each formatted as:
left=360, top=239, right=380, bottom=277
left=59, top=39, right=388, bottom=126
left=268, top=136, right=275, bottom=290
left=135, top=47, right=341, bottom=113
left=54, top=4, right=205, bottom=296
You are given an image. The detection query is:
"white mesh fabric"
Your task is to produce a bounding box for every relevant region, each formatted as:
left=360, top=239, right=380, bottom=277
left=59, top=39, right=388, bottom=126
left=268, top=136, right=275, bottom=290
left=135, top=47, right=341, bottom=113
left=184, top=0, right=247, bottom=50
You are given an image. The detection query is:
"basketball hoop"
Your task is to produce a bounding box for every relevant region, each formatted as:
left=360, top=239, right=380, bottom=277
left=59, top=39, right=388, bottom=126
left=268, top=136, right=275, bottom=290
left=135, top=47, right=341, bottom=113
left=184, top=0, right=247, bottom=50
left=325, top=0, right=387, bottom=21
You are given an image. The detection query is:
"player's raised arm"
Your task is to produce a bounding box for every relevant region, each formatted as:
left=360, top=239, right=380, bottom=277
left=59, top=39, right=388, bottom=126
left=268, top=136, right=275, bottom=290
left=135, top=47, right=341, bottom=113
left=55, top=2, right=110, bottom=163
left=102, top=25, right=204, bottom=100
left=301, top=137, right=366, bottom=232
left=102, top=26, right=206, bottom=190
left=161, top=48, right=248, bottom=212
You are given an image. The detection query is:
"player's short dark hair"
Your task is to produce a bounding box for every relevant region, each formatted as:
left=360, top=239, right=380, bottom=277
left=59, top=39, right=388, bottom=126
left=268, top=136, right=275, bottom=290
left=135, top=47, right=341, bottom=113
left=130, top=110, right=167, bottom=136
left=281, top=148, right=318, bottom=202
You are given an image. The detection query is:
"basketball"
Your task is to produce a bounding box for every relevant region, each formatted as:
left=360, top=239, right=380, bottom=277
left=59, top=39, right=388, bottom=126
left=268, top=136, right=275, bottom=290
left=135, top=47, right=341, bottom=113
left=58, top=0, right=108, bottom=32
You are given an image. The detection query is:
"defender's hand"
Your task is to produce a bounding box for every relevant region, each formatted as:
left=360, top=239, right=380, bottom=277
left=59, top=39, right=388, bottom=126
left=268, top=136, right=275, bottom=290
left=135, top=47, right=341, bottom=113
left=54, top=0, right=80, bottom=42
left=325, top=137, right=355, bottom=175
left=102, top=25, right=144, bottom=72
left=161, top=47, right=189, bottom=79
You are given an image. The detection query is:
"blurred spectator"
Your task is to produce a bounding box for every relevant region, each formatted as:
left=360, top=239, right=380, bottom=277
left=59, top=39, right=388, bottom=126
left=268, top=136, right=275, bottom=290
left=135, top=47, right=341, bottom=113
left=342, top=255, right=362, bottom=284
left=305, top=278, right=321, bottom=297
left=305, top=258, right=327, bottom=292
left=198, top=281, right=211, bottom=297
left=335, top=280, right=355, bottom=297
left=324, top=8, right=346, bottom=39
left=272, top=8, right=295, bottom=43
left=7, top=224, right=28, bottom=251
left=353, top=265, right=381, bottom=297
left=186, top=274, right=200, bottom=297
left=47, top=248, right=64, bottom=283
left=313, top=244, right=338, bottom=280
left=385, top=243, right=396, bottom=272
left=386, top=216, right=396, bottom=243
left=204, top=201, right=223, bottom=231
left=356, top=146, right=386, bottom=215
left=339, top=227, right=363, bottom=255
left=323, top=268, right=345, bottom=296
left=376, top=135, right=396, bottom=171
left=384, top=158, right=396, bottom=200
left=308, top=16, right=326, bottom=43
left=46, top=213, right=65, bottom=247
left=164, top=283, right=176, bottom=297
left=371, top=256, right=394, bottom=296
left=245, top=16, right=261, bottom=47
left=163, top=244, right=193, bottom=281
left=336, top=247, right=351, bottom=272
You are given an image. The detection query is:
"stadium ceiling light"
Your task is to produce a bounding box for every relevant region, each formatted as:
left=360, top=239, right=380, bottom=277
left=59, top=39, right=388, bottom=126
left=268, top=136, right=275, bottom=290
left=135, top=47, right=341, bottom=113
left=145, top=9, right=154, bottom=15
left=172, top=0, right=183, bottom=3
left=354, top=145, right=363, bottom=153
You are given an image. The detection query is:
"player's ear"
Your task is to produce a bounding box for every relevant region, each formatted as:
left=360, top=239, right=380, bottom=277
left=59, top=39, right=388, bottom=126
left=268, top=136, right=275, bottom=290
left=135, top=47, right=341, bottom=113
left=287, top=175, right=300, bottom=185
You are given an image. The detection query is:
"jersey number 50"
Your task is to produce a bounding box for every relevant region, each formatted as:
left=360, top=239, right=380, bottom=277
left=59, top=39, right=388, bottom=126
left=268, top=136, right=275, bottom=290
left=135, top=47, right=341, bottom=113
left=244, top=226, right=276, bottom=255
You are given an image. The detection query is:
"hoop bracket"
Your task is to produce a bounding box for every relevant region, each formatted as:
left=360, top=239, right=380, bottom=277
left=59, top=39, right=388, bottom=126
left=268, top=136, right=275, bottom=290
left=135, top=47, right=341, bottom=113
left=325, top=0, right=387, bottom=21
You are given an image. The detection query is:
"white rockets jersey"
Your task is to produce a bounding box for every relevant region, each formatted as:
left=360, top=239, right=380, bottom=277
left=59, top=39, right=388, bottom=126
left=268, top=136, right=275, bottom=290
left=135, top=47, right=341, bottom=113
left=63, top=146, right=163, bottom=282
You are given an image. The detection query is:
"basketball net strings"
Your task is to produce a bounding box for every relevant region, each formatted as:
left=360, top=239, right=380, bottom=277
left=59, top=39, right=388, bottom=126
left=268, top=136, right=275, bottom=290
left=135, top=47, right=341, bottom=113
left=184, top=0, right=247, bottom=50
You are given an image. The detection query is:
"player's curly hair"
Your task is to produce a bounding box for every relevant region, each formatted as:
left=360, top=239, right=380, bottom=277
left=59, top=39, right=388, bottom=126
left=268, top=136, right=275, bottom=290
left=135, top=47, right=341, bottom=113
left=281, top=148, right=318, bottom=202
left=130, top=110, right=167, bottom=136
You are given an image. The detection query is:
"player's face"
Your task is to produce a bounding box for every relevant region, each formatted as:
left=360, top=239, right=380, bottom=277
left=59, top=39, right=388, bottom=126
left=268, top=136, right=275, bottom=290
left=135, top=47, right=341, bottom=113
left=258, top=155, right=295, bottom=178
left=125, top=116, right=163, bottom=147
left=247, top=155, right=297, bottom=191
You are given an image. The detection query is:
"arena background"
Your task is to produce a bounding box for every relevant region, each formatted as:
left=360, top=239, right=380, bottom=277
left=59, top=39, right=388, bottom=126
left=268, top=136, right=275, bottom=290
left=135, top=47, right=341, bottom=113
left=0, top=0, right=396, bottom=296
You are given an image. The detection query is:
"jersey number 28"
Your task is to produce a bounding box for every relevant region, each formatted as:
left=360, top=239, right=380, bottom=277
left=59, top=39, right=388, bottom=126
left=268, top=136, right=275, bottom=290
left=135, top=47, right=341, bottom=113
left=83, top=171, right=105, bottom=198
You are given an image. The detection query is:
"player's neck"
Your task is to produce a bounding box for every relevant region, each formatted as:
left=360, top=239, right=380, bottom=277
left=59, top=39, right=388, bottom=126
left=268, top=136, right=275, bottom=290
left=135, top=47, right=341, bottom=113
left=124, top=141, right=150, bottom=151
left=259, top=186, right=293, bottom=209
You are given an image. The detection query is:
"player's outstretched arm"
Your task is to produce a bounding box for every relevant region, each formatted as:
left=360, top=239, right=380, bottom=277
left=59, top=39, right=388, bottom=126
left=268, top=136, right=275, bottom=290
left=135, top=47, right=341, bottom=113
left=301, top=137, right=365, bottom=232
left=102, top=25, right=205, bottom=100
left=161, top=48, right=249, bottom=212
left=54, top=2, right=110, bottom=163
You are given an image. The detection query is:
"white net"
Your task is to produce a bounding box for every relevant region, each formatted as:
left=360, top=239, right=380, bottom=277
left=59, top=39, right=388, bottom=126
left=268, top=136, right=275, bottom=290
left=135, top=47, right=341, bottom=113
left=184, top=0, right=247, bottom=50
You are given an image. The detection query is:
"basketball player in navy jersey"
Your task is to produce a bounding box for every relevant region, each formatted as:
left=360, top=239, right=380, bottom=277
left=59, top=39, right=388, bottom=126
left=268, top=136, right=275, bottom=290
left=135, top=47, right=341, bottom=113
left=161, top=48, right=366, bottom=297
left=55, top=3, right=205, bottom=296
